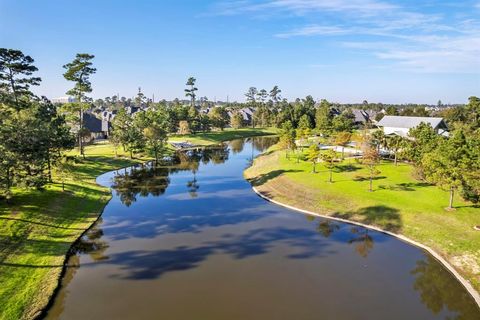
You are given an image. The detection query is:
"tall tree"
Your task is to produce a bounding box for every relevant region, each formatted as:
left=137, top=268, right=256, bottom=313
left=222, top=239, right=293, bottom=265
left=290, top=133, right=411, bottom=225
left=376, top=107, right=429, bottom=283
left=315, top=99, right=333, bottom=136
left=257, top=89, right=268, bottom=103
left=422, top=130, right=472, bottom=209
left=269, top=85, right=281, bottom=105
left=245, top=87, right=258, bottom=104
left=0, top=48, right=41, bottom=109
left=135, top=109, right=169, bottom=163
left=185, top=77, right=198, bottom=108
left=63, top=53, right=96, bottom=157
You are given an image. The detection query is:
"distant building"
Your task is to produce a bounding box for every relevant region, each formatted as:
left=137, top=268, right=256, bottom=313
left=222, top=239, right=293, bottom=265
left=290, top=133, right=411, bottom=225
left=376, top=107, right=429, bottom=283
left=83, top=113, right=109, bottom=139
left=51, top=96, right=76, bottom=104
left=377, top=116, right=448, bottom=137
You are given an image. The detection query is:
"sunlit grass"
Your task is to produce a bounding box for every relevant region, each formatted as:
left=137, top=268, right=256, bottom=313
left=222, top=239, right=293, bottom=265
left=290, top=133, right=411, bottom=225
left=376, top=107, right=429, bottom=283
left=245, top=147, right=480, bottom=291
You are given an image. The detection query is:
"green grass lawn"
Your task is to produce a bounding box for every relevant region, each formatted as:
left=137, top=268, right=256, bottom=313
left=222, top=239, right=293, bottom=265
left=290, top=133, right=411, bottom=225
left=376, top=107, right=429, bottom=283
left=168, top=127, right=277, bottom=146
left=245, top=147, right=480, bottom=292
left=0, top=128, right=276, bottom=320
left=0, top=144, right=147, bottom=320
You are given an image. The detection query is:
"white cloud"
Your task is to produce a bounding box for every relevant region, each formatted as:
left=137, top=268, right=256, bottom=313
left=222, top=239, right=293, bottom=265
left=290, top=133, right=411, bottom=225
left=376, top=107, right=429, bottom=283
left=212, top=0, right=480, bottom=73
left=275, top=25, right=351, bottom=38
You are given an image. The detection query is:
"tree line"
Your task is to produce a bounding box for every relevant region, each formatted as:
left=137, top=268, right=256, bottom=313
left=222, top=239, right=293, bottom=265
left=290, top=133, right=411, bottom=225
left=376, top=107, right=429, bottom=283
left=276, top=96, right=480, bottom=208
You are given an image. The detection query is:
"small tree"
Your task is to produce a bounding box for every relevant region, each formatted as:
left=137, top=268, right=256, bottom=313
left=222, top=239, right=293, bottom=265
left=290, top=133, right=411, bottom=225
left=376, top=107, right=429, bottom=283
left=363, top=147, right=381, bottom=192
left=335, top=131, right=352, bottom=159
left=56, top=155, right=76, bottom=192
left=386, top=135, right=404, bottom=166
left=230, top=112, right=243, bottom=129
left=178, top=120, right=191, bottom=134
left=279, top=120, right=296, bottom=159
left=305, top=144, right=320, bottom=173
left=321, top=149, right=337, bottom=182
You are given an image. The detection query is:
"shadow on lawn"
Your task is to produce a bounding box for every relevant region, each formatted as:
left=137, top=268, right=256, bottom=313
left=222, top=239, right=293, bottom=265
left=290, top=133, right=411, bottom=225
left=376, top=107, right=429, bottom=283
left=334, top=164, right=361, bottom=173
left=353, top=175, right=387, bottom=182
left=248, top=169, right=302, bottom=187
left=378, top=182, right=432, bottom=192
left=333, top=205, right=402, bottom=233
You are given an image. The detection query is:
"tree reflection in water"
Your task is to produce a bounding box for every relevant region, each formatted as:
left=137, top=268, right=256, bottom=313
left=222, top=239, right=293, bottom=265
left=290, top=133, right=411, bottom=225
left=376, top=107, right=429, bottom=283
left=111, top=164, right=171, bottom=207
left=348, top=227, right=374, bottom=258
left=305, top=215, right=375, bottom=258
left=411, top=256, right=480, bottom=319
left=74, top=219, right=109, bottom=262
left=112, top=145, right=231, bottom=205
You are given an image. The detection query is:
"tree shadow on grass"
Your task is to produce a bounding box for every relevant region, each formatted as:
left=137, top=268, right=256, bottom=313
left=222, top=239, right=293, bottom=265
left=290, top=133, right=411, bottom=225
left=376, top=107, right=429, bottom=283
left=248, top=169, right=302, bottom=187
left=353, top=176, right=387, bottom=182
left=333, top=205, right=402, bottom=233
left=334, top=164, right=361, bottom=173
left=378, top=182, right=432, bottom=192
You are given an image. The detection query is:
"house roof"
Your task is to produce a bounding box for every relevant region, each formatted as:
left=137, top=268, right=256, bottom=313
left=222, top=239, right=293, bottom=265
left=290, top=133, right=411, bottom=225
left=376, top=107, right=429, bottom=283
left=351, top=109, right=369, bottom=123
left=83, top=113, right=103, bottom=132
left=377, top=116, right=447, bottom=130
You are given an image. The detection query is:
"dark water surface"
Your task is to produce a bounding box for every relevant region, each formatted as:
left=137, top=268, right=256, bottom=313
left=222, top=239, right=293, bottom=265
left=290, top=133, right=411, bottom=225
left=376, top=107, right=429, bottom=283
left=46, top=137, right=479, bottom=320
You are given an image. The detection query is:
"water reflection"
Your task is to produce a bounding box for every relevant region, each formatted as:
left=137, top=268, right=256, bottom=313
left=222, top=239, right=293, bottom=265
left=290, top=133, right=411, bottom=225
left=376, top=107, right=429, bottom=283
left=111, top=165, right=170, bottom=206
left=45, top=137, right=480, bottom=320
left=305, top=215, right=375, bottom=258
left=411, top=256, right=480, bottom=319
left=74, top=219, right=109, bottom=261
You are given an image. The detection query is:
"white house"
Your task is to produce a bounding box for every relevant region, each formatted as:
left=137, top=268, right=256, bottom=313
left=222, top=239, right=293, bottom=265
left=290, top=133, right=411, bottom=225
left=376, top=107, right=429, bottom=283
left=377, top=116, right=448, bottom=137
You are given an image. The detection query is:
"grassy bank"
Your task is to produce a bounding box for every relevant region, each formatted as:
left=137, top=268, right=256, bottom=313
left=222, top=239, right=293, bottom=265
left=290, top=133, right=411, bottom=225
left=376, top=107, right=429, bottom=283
left=0, top=128, right=275, bottom=320
left=168, top=127, right=277, bottom=146
left=245, top=147, right=480, bottom=293
left=0, top=144, right=147, bottom=320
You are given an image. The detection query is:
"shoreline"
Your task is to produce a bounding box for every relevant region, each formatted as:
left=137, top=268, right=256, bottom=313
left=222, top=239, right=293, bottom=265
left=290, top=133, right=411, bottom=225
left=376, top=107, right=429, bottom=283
left=251, top=185, right=480, bottom=308
left=33, top=132, right=276, bottom=319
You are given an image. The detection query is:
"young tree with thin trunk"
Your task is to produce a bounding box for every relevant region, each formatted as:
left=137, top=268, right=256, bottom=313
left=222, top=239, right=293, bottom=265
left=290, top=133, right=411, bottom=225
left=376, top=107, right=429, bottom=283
left=363, top=147, right=381, bottom=192
left=305, top=144, right=320, bottom=173
left=386, top=135, right=404, bottom=166
left=63, top=53, right=96, bottom=157
left=321, top=149, right=337, bottom=182
left=279, top=120, right=296, bottom=159
left=334, top=131, right=352, bottom=159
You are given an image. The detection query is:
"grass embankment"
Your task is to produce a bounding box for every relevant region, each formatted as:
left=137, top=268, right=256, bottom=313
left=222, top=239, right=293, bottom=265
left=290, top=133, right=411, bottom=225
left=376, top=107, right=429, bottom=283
left=0, top=144, right=147, bottom=320
left=0, top=128, right=275, bottom=320
left=168, top=127, right=277, bottom=146
left=245, top=146, right=480, bottom=292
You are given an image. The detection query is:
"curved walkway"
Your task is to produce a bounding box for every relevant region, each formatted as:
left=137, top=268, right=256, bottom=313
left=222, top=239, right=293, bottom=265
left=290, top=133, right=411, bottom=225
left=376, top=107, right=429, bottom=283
left=252, top=186, right=480, bottom=307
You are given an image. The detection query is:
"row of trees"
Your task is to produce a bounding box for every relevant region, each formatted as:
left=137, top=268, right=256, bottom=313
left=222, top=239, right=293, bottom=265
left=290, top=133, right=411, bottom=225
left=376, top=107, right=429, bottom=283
left=0, top=49, right=76, bottom=200
left=276, top=96, right=480, bottom=208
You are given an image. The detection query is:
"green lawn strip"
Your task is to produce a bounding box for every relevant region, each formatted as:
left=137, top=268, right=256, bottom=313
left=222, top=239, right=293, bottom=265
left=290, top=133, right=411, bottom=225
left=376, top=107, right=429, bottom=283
left=245, top=148, right=480, bottom=292
left=168, top=127, right=277, bottom=146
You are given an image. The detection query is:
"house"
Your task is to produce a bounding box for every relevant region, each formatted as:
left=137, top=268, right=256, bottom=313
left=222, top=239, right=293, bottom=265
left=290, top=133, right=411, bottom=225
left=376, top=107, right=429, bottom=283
left=351, top=109, right=370, bottom=126
left=377, top=116, right=448, bottom=137
left=83, top=113, right=109, bottom=139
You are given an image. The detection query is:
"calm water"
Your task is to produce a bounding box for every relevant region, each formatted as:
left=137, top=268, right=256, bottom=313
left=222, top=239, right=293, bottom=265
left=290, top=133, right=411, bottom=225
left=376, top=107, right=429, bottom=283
left=45, top=137, right=479, bottom=320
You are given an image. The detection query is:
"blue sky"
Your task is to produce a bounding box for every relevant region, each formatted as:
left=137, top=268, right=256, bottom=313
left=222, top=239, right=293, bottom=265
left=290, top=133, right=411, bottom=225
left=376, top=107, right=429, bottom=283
left=1, top=0, right=479, bottom=103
